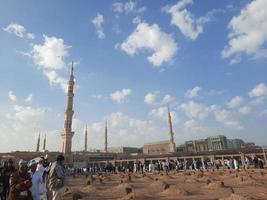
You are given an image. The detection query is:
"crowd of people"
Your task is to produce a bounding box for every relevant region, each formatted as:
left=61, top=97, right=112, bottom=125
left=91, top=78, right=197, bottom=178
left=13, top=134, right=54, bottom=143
left=0, top=155, right=265, bottom=200
left=0, top=155, right=66, bottom=200
left=73, top=156, right=265, bottom=175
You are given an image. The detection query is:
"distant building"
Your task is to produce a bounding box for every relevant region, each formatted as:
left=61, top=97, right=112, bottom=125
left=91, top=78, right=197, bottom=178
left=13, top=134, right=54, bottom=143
left=143, top=107, right=176, bottom=154
left=176, top=144, right=186, bottom=152
left=227, top=139, right=245, bottom=149
left=143, top=140, right=176, bottom=154
left=207, top=135, right=228, bottom=150
left=179, top=135, right=255, bottom=153
left=245, top=142, right=255, bottom=148
left=107, top=146, right=141, bottom=154
left=184, top=139, right=208, bottom=153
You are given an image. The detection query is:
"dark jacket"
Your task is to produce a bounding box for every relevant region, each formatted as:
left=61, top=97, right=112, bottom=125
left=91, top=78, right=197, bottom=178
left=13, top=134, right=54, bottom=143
left=8, top=171, right=33, bottom=200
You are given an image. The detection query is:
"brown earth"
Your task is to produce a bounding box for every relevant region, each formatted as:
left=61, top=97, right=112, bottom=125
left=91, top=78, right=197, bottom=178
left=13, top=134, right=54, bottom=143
left=63, top=169, right=267, bottom=200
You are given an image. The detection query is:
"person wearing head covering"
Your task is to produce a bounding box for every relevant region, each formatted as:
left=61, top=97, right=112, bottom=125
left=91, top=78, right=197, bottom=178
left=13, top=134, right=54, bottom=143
left=233, top=158, right=239, bottom=170
left=8, top=159, right=33, bottom=200
left=36, top=157, right=49, bottom=200
left=48, top=155, right=66, bottom=200
left=28, top=160, right=43, bottom=200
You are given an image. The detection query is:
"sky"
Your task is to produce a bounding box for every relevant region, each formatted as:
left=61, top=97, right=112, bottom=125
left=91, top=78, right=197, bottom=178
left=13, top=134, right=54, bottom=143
left=0, top=0, right=266, bottom=152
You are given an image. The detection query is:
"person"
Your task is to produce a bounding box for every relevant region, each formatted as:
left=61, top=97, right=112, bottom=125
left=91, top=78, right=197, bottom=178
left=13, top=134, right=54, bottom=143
left=0, top=164, right=4, bottom=200
left=253, top=156, right=259, bottom=168
left=245, top=157, right=250, bottom=169
left=37, top=157, right=49, bottom=200
left=229, top=158, right=234, bottom=169
left=233, top=158, right=239, bottom=170
left=1, top=159, right=15, bottom=200
left=28, top=160, right=42, bottom=200
left=48, top=155, right=66, bottom=200
left=258, top=159, right=264, bottom=169
left=8, top=159, right=33, bottom=200
left=0, top=161, right=8, bottom=200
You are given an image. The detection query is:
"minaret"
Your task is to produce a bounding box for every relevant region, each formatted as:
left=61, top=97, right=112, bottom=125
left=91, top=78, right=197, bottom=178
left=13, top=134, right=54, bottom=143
left=84, top=125, right=88, bottom=152
left=36, top=133, right=40, bottom=152
left=168, top=107, right=174, bottom=143
left=167, top=107, right=176, bottom=152
left=43, top=134, right=46, bottom=151
left=61, top=62, right=75, bottom=155
left=104, top=121, right=108, bottom=153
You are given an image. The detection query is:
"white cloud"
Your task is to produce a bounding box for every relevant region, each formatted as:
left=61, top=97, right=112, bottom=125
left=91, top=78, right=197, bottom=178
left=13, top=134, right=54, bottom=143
left=29, top=35, right=71, bottom=92
left=227, top=96, right=243, bottom=108
left=132, top=16, right=142, bottom=24
left=24, top=93, right=33, bottom=103
left=110, top=88, right=132, bottom=103
left=120, top=22, right=178, bottom=67
left=179, top=99, right=245, bottom=130
left=27, top=33, right=35, bottom=39
left=185, top=86, right=202, bottom=98
left=162, top=94, right=174, bottom=104
left=8, top=91, right=16, bottom=102
left=43, top=70, right=68, bottom=92
left=92, top=13, right=105, bottom=39
left=164, top=0, right=222, bottom=40
left=13, top=105, right=46, bottom=121
left=3, top=23, right=35, bottom=39
left=249, top=83, right=267, bottom=98
left=81, top=112, right=167, bottom=149
left=112, top=2, right=124, bottom=13
left=207, top=89, right=224, bottom=96
left=144, top=92, right=158, bottom=105
left=179, top=100, right=209, bottom=120
left=0, top=104, right=57, bottom=152
left=210, top=105, right=243, bottom=130
left=238, top=106, right=251, bottom=115
left=222, top=0, right=267, bottom=62
left=112, top=1, right=146, bottom=14
left=150, top=106, right=178, bottom=124
left=92, top=94, right=105, bottom=100
left=144, top=92, right=173, bottom=105
left=184, top=119, right=204, bottom=132
left=32, top=35, right=71, bottom=70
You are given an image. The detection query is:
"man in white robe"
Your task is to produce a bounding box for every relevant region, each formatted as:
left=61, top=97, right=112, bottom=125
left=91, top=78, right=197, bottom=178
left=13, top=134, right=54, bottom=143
left=29, top=160, right=43, bottom=200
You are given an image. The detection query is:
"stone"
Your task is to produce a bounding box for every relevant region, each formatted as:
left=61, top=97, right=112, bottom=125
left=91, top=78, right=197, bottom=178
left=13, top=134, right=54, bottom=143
left=125, top=187, right=133, bottom=194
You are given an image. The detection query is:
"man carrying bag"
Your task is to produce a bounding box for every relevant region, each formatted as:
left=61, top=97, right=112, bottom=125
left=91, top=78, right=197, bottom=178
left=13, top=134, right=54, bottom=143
left=48, top=155, right=65, bottom=200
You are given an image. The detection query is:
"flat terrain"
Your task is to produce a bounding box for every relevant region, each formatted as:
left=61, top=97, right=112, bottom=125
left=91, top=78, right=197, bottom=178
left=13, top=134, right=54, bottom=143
left=63, top=169, right=267, bottom=200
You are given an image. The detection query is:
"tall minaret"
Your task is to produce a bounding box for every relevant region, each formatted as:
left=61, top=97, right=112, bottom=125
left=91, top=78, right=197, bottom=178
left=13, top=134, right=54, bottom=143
left=104, top=121, right=108, bottom=153
left=43, top=134, right=46, bottom=151
left=61, top=62, right=75, bottom=155
left=167, top=107, right=176, bottom=152
left=168, top=107, right=174, bottom=144
left=84, top=125, right=88, bottom=152
left=36, top=133, right=40, bottom=152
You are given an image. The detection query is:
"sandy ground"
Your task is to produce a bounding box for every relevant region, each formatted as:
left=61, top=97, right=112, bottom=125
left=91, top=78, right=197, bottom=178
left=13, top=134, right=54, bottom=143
left=62, top=169, right=267, bottom=200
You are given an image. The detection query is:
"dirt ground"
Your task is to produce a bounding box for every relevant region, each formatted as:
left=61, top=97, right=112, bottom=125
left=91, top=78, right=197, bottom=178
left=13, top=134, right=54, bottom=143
left=63, top=169, right=267, bottom=200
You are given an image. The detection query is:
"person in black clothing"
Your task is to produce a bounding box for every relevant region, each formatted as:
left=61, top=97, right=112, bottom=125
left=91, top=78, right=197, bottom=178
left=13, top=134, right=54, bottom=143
left=253, top=156, right=259, bottom=168
left=0, top=160, right=15, bottom=200
left=258, top=159, right=264, bottom=169
left=0, top=164, right=4, bottom=200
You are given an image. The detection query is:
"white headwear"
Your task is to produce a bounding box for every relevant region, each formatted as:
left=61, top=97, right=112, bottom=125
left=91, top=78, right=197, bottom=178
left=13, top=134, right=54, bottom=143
left=28, top=159, right=38, bottom=167
left=18, top=159, right=28, bottom=166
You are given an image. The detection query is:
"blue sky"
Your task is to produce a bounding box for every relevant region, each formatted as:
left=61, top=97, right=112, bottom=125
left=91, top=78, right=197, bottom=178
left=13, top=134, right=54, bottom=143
left=0, top=0, right=266, bottom=152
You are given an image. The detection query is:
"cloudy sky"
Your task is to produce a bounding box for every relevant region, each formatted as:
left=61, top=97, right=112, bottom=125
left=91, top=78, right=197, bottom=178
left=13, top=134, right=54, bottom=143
left=0, top=0, right=266, bottom=152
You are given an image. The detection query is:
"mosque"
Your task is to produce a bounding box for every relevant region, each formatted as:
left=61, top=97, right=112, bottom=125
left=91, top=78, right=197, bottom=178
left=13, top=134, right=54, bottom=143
left=55, top=62, right=177, bottom=163
left=1, top=62, right=264, bottom=168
